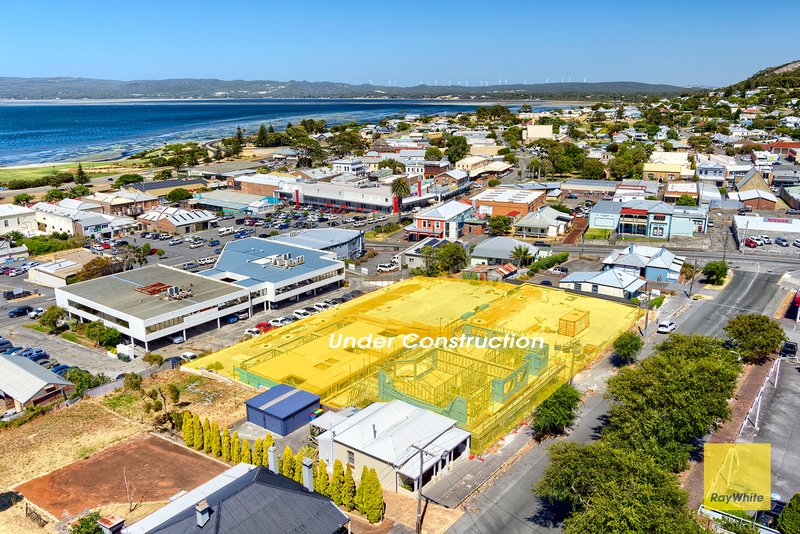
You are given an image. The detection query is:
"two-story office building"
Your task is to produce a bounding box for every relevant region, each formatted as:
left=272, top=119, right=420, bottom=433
left=403, top=199, right=473, bottom=241
left=331, top=159, right=368, bottom=176
left=588, top=200, right=707, bottom=239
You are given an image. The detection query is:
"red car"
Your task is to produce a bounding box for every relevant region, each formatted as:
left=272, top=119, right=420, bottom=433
left=148, top=248, right=162, bottom=255
left=744, top=238, right=758, bottom=248
left=255, top=322, right=274, bottom=333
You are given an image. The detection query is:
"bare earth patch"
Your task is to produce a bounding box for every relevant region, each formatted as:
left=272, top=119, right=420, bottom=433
left=16, top=434, right=226, bottom=520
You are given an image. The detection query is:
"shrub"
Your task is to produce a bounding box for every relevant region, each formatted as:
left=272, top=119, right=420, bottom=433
left=613, top=332, right=643, bottom=365
left=527, top=252, right=569, bottom=275
left=777, top=493, right=800, bottom=534
left=531, top=383, right=582, bottom=437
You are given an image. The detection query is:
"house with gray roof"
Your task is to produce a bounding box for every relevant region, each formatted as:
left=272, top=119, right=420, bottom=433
left=123, top=463, right=348, bottom=534
left=269, top=228, right=365, bottom=259
left=470, top=237, right=538, bottom=267
left=602, top=244, right=684, bottom=283
left=0, top=355, right=74, bottom=412
left=559, top=268, right=645, bottom=299
left=513, top=206, right=573, bottom=238
left=588, top=200, right=707, bottom=239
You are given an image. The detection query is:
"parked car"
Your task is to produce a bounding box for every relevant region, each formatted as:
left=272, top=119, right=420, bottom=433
left=312, top=302, right=330, bottom=312
left=566, top=193, right=579, bottom=199
left=52, top=364, right=72, bottom=376
left=158, top=233, right=171, bottom=240
left=794, top=239, right=800, bottom=248
left=0, top=340, right=12, bottom=351
left=208, top=239, right=220, bottom=247
left=4, top=347, right=26, bottom=356
left=148, top=248, right=162, bottom=255
left=164, top=356, right=183, bottom=367
left=169, top=238, right=183, bottom=246
left=223, top=314, right=239, bottom=324
left=170, top=334, right=185, bottom=344
left=244, top=328, right=262, bottom=337
left=41, top=359, right=60, bottom=369
left=4, top=288, right=32, bottom=300
left=533, top=241, right=551, bottom=248
left=8, top=305, right=33, bottom=318
left=180, top=352, right=198, bottom=361
left=657, top=321, right=677, bottom=334
left=551, top=266, right=569, bottom=275
left=787, top=209, right=800, bottom=215
left=293, top=308, right=313, bottom=320
left=759, top=235, right=772, bottom=245
left=744, top=237, right=758, bottom=248
left=255, top=322, right=274, bottom=333
left=268, top=317, right=293, bottom=327
left=189, top=241, right=203, bottom=249
left=775, top=237, right=789, bottom=247
left=236, top=309, right=250, bottom=320
left=376, top=263, right=398, bottom=273
left=780, top=341, right=798, bottom=359
left=28, top=307, right=45, bottom=319
left=539, top=280, right=553, bottom=287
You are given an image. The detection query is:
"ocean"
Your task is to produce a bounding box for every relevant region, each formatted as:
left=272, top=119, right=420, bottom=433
left=0, top=99, right=568, bottom=166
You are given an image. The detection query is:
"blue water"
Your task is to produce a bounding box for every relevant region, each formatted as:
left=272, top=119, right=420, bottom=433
left=0, top=99, right=566, bottom=166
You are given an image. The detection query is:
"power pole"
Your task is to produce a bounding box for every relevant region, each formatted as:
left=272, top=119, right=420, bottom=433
left=689, top=257, right=698, bottom=296
left=413, top=426, right=456, bottom=534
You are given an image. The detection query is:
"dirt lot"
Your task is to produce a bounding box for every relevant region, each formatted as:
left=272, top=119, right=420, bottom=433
left=16, top=434, right=226, bottom=520
left=0, top=402, right=145, bottom=491
left=103, top=370, right=254, bottom=429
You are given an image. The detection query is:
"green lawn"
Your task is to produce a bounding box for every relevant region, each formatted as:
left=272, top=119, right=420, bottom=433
left=0, top=160, right=150, bottom=183
left=583, top=228, right=611, bottom=240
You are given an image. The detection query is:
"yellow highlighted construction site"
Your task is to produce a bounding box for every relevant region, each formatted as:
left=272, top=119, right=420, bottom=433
left=188, top=278, right=643, bottom=452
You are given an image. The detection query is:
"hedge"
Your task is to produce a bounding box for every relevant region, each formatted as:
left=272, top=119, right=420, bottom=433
left=527, top=252, right=569, bottom=275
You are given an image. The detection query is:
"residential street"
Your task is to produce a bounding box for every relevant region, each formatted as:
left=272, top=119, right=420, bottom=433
left=446, top=262, right=793, bottom=534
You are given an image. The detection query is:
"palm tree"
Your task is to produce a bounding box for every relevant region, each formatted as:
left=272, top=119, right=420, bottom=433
left=511, top=245, right=534, bottom=266
left=390, top=177, right=411, bottom=223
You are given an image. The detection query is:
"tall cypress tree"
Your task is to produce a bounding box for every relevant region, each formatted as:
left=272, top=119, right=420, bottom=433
left=281, top=446, right=295, bottom=479
left=181, top=412, right=193, bottom=446
left=315, top=459, right=330, bottom=496
left=203, top=418, right=212, bottom=453
left=329, top=460, right=345, bottom=505
left=256, top=124, right=268, bottom=147
left=364, top=468, right=384, bottom=523
left=192, top=414, right=203, bottom=450
left=211, top=421, right=221, bottom=457
left=252, top=438, right=263, bottom=466
left=355, top=465, right=369, bottom=513
left=241, top=439, right=252, bottom=464
left=221, top=428, right=231, bottom=462
left=342, top=465, right=356, bottom=511
left=231, top=432, right=241, bottom=463
left=293, top=451, right=304, bottom=483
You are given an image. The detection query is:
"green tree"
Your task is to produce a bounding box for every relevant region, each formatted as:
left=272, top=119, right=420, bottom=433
left=724, top=314, right=786, bottom=363
left=293, top=451, right=304, bottom=483
left=580, top=159, right=606, bottom=180
left=778, top=493, right=800, bottom=534
left=211, top=421, right=221, bottom=457
left=424, top=146, right=443, bottom=160
left=363, top=468, right=384, bottom=524
left=167, top=383, right=180, bottom=404
left=166, top=188, right=192, bottom=203
left=435, top=242, right=468, bottom=273
left=13, top=193, right=33, bottom=205
left=68, top=185, right=92, bottom=198
left=281, top=446, right=295, bottom=479
left=487, top=215, right=512, bottom=235
left=329, top=459, right=345, bottom=505
left=378, top=158, right=406, bottom=174
left=70, top=511, right=102, bottom=534
left=510, top=244, right=534, bottom=266
left=390, top=177, right=411, bottom=223
left=124, top=372, right=142, bottom=391
left=444, top=135, right=468, bottom=163
left=256, top=124, right=269, bottom=147
left=76, top=256, right=113, bottom=282
left=231, top=431, right=241, bottom=463
left=675, top=194, right=696, bottom=206
left=531, top=383, right=581, bottom=437
left=342, top=464, right=357, bottom=511
left=74, top=163, right=90, bottom=185
left=39, top=305, right=66, bottom=331
left=702, top=260, right=728, bottom=285
left=355, top=465, right=369, bottom=513
left=315, top=459, right=330, bottom=496
left=203, top=418, right=212, bottom=453
left=192, top=414, right=203, bottom=449
left=154, top=169, right=173, bottom=180
left=44, top=188, right=65, bottom=202
left=182, top=412, right=193, bottom=445
left=221, top=428, right=231, bottom=461
left=241, top=438, right=252, bottom=464
left=252, top=438, right=263, bottom=466
left=608, top=157, right=635, bottom=180
left=114, top=173, right=144, bottom=188
left=612, top=331, right=644, bottom=365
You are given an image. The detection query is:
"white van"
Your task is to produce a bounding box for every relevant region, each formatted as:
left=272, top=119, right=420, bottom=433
left=218, top=227, right=235, bottom=236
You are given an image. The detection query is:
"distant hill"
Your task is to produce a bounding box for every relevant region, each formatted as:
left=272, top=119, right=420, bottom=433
left=0, top=77, right=692, bottom=101
left=726, top=60, right=800, bottom=92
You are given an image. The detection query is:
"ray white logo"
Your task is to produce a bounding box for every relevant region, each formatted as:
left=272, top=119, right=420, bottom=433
left=328, top=333, right=545, bottom=350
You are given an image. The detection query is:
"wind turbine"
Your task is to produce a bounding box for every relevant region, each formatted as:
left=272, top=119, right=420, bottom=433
left=465, top=79, right=469, bottom=86
left=583, top=77, right=587, bottom=83
left=448, top=80, right=452, bottom=86
left=505, top=79, right=508, bottom=85
left=434, top=79, right=438, bottom=86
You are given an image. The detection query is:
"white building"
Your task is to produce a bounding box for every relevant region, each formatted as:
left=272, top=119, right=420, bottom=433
left=0, top=204, right=37, bottom=235
left=332, top=158, right=367, bottom=177
left=559, top=269, right=645, bottom=299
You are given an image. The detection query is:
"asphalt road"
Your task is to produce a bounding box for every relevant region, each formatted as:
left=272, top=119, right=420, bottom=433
left=447, top=266, right=785, bottom=534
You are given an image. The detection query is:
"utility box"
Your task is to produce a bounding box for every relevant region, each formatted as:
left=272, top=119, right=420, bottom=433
left=558, top=309, right=589, bottom=337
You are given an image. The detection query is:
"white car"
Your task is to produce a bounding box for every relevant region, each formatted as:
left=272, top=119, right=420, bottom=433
left=189, top=241, right=203, bottom=249
left=244, top=328, right=262, bottom=337
left=28, top=307, right=45, bottom=319
left=269, top=317, right=293, bottom=327
left=312, top=302, right=330, bottom=312
left=749, top=236, right=764, bottom=246
left=376, top=215, right=388, bottom=222
left=759, top=235, right=772, bottom=245
left=376, top=263, right=399, bottom=273
left=170, top=334, right=185, bottom=344
left=169, top=238, right=183, bottom=246
left=180, top=352, right=198, bottom=361
left=657, top=321, right=677, bottom=334
left=794, top=239, right=800, bottom=248
left=293, top=308, right=313, bottom=320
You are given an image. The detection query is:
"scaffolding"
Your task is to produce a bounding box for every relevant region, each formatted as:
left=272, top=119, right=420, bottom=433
left=188, top=278, right=643, bottom=453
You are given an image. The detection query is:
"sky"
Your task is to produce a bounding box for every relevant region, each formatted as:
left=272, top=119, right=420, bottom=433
left=1, top=0, right=798, bottom=88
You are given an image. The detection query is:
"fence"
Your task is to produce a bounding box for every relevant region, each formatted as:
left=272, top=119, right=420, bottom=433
left=25, top=502, right=48, bottom=528
left=739, top=357, right=781, bottom=436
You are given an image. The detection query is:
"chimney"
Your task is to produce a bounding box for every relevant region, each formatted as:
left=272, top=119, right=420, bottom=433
left=302, top=457, right=314, bottom=492
left=97, top=514, right=125, bottom=534
left=267, top=446, right=279, bottom=474
left=195, top=499, right=211, bottom=528
left=372, top=424, right=377, bottom=439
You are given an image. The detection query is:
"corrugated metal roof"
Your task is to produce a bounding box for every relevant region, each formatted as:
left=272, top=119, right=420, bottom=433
left=0, top=355, right=72, bottom=404
left=245, top=384, right=320, bottom=420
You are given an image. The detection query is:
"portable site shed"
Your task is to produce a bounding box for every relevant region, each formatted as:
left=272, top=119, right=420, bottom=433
left=245, top=384, right=320, bottom=436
